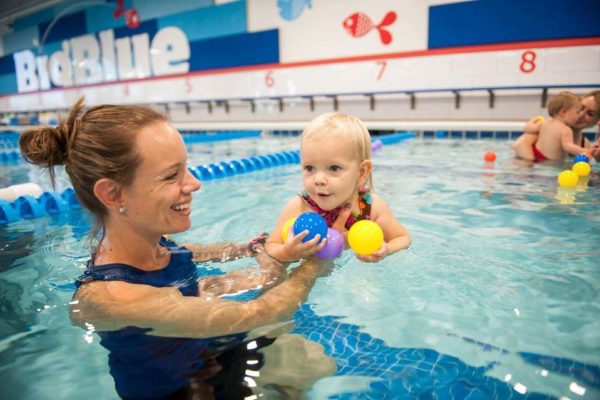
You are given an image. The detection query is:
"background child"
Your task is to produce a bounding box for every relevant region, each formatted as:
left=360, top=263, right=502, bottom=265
left=265, top=112, right=411, bottom=263
left=513, top=91, right=585, bottom=162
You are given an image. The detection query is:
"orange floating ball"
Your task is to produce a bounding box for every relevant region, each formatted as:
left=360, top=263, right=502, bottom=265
left=484, top=151, right=496, bottom=162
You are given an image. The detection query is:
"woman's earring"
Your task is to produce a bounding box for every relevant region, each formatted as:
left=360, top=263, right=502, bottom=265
left=119, top=207, right=126, bottom=214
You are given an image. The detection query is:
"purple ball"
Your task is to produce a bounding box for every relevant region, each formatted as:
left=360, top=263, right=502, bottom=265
left=316, top=228, right=345, bottom=259
left=371, top=139, right=383, bottom=151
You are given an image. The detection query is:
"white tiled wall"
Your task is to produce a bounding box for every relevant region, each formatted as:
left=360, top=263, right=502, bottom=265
left=2, top=43, right=597, bottom=119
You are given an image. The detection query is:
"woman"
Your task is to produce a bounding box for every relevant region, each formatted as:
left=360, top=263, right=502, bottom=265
left=19, top=98, right=338, bottom=399
left=513, top=90, right=600, bottom=162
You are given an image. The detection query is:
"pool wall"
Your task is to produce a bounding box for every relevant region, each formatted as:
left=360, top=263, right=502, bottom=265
left=0, top=0, right=597, bottom=123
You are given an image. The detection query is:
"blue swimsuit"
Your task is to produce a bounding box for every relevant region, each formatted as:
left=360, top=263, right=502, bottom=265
left=74, top=238, right=253, bottom=399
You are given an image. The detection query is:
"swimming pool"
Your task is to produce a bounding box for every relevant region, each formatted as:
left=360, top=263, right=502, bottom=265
left=0, top=134, right=598, bottom=399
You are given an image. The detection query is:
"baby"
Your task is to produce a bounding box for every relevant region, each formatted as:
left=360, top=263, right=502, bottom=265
left=265, top=112, right=411, bottom=263
left=513, top=91, right=586, bottom=162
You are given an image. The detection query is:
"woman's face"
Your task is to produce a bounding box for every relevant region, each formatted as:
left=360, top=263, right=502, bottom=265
left=574, top=95, right=599, bottom=130
left=122, top=121, right=201, bottom=238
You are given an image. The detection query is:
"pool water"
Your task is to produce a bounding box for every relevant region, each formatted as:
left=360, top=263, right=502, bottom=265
left=0, top=136, right=599, bottom=399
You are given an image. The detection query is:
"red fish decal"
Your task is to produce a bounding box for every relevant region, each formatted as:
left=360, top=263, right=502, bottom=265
left=114, top=0, right=140, bottom=29
left=343, top=11, right=397, bottom=45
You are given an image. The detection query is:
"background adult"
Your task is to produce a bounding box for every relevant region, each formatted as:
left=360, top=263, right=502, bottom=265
left=513, top=90, right=600, bottom=162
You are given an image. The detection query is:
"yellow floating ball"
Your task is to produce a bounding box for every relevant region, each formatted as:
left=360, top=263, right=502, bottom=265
left=348, top=220, right=384, bottom=255
left=533, top=116, right=545, bottom=123
left=281, top=217, right=296, bottom=241
left=572, top=161, right=591, bottom=177
left=557, top=170, right=578, bottom=187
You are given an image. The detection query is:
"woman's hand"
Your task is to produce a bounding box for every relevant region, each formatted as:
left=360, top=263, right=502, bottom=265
left=591, top=141, right=600, bottom=162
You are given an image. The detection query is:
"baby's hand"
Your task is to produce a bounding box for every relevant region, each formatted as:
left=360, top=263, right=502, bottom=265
left=523, top=116, right=544, bottom=134
left=355, top=242, right=388, bottom=263
left=282, top=230, right=327, bottom=261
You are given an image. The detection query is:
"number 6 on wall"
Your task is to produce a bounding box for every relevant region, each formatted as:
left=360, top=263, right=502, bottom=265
left=265, top=71, right=274, bottom=87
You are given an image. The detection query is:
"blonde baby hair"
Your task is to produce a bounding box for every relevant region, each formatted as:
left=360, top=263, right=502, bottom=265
left=300, top=112, right=373, bottom=190
left=547, top=91, right=581, bottom=117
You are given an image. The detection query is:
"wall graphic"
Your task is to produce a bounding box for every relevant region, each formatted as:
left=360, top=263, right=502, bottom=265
left=342, top=11, right=397, bottom=45
left=277, top=0, right=312, bottom=22
left=0, top=0, right=598, bottom=112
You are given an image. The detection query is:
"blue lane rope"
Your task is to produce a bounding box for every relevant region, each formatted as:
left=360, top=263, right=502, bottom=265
left=0, top=132, right=415, bottom=224
left=0, top=150, right=300, bottom=224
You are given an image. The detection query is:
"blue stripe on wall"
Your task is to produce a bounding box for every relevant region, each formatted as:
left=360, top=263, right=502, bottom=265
left=157, top=1, right=246, bottom=42
left=113, top=19, right=158, bottom=40
left=13, top=8, right=55, bottom=31
left=133, top=0, right=214, bottom=22
left=1, top=26, right=39, bottom=55
left=188, top=29, right=279, bottom=72
left=39, top=10, right=87, bottom=45
left=37, top=41, right=63, bottom=56
left=0, top=73, right=18, bottom=95
left=53, top=0, right=103, bottom=16
left=85, top=3, right=133, bottom=34
left=0, top=55, right=15, bottom=75
left=428, top=0, right=600, bottom=49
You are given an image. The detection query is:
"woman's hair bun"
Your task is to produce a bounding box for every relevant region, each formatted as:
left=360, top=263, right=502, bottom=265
left=20, top=124, right=69, bottom=166
left=19, top=97, right=85, bottom=168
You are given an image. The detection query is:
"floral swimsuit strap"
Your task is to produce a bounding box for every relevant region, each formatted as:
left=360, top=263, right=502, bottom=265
left=299, top=188, right=372, bottom=230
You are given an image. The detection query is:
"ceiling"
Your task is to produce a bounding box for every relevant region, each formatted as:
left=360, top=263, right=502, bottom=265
left=0, top=0, right=65, bottom=27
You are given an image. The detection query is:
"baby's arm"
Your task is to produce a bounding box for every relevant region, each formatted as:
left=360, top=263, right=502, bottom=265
left=265, top=197, right=327, bottom=263
left=560, top=126, right=588, bottom=156
left=512, top=116, right=544, bottom=161
left=356, top=194, right=411, bottom=263
left=524, top=116, right=544, bottom=134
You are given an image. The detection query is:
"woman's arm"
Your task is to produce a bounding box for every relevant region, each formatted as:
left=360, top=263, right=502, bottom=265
left=198, top=246, right=287, bottom=297
left=70, top=257, right=326, bottom=339
left=182, top=232, right=268, bottom=262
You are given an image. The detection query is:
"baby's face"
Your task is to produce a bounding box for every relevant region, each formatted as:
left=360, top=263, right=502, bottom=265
left=563, top=102, right=583, bottom=127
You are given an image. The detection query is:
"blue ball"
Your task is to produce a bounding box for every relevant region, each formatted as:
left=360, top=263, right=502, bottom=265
left=293, top=212, right=328, bottom=243
left=574, top=153, right=590, bottom=163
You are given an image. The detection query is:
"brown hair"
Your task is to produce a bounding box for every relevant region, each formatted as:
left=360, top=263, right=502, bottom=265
left=19, top=97, right=167, bottom=232
left=583, top=90, right=600, bottom=114
left=547, top=91, right=581, bottom=117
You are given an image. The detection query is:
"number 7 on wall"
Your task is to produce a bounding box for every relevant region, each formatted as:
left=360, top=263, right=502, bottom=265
left=376, top=60, right=387, bottom=80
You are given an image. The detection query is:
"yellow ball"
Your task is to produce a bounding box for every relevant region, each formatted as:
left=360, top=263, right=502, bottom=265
left=348, top=220, right=384, bottom=255
left=281, top=217, right=296, bottom=241
left=557, top=170, right=578, bottom=187
left=534, top=116, right=545, bottom=123
left=572, top=161, right=591, bottom=177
